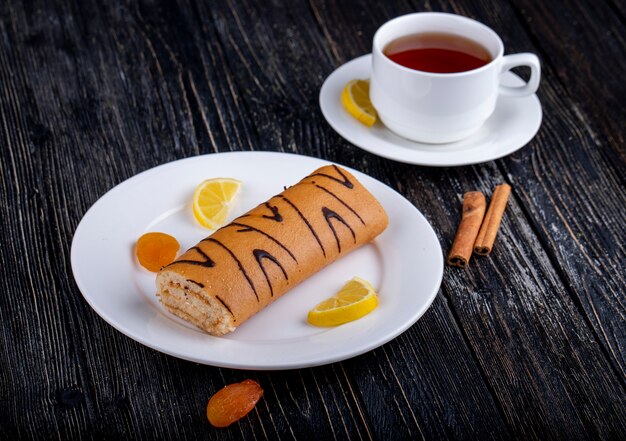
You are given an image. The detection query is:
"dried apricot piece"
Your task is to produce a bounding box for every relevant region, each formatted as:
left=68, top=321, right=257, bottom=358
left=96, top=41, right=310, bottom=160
left=136, top=232, right=180, bottom=272
left=207, top=379, right=263, bottom=428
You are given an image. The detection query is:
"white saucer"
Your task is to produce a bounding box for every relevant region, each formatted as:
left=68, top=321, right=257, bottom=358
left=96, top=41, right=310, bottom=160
left=319, top=54, right=542, bottom=167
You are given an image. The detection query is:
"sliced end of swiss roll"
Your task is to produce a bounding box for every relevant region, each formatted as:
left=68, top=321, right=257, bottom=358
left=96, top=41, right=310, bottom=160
left=156, top=270, right=236, bottom=336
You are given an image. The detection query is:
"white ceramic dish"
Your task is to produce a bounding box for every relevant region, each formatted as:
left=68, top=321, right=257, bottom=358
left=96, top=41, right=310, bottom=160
left=71, top=152, right=443, bottom=370
left=319, top=54, right=542, bottom=166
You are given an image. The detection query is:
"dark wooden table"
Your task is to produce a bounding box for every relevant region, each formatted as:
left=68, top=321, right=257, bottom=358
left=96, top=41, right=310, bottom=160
left=1, top=0, right=624, bottom=439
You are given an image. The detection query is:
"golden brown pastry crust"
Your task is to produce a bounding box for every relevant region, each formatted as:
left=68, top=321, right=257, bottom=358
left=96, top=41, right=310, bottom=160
left=156, top=165, right=388, bottom=335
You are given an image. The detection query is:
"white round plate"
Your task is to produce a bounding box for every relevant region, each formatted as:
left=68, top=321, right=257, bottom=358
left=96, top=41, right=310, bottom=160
left=71, top=152, right=443, bottom=370
left=319, top=54, right=542, bottom=167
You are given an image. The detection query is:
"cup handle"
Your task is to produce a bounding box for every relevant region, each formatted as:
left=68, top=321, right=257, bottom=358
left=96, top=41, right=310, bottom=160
left=499, top=53, right=541, bottom=97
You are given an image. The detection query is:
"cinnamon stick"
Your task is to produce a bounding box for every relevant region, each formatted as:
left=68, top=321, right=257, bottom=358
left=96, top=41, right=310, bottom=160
left=474, top=184, right=511, bottom=256
left=447, top=191, right=486, bottom=268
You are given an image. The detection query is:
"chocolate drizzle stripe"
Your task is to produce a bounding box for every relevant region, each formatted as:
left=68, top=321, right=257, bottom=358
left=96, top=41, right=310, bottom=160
left=164, top=246, right=215, bottom=269
left=228, top=222, right=298, bottom=263
left=307, top=164, right=354, bottom=189
left=253, top=249, right=288, bottom=297
left=214, top=295, right=235, bottom=318
left=201, top=238, right=260, bottom=302
left=261, top=202, right=283, bottom=222
left=278, top=195, right=326, bottom=258
left=314, top=184, right=365, bottom=225
left=186, top=279, right=205, bottom=288
left=321, top=207, right=356, bottom=253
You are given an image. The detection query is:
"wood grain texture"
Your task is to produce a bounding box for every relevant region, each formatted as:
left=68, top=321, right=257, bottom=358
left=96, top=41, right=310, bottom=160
left=442, top=0, right=626, bottom=378
left=502, top=0, right=626, bottom=379
left=312, top=0, right=626, bottom=438
left=0, top=0, right=624, bottom=439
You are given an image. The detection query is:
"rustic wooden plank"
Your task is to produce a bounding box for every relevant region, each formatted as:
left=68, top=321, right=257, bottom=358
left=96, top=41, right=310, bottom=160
left=205, top=0, right=515, bottom=438
left=498, top=0, right=626, bottom=376
left=0, top=0, right=371, bottom=438
left=1, top=0, right=624, bottom=439
left=438, top=0, right=626, bottom=377
left=0, top=4, right=96, bottom=440
left=439, top=0, right=626, bottom=428
left=343, top=299, right=513, bottom=440
left=309, top=0, right=626, bottom=438
left=511, top=0, right=625, bottom=150
left=375, top=161, right=626, bottom=440
left=438, top=0, right=626, bottom=434
left=0, top=0, right=513, bottom=438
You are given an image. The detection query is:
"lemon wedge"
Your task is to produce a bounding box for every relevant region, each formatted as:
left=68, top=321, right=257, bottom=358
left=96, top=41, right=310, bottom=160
left=341, top=79, right=377, bottom=127
left=307, top=277, right=379, bottom=327
left=192, top=178, right=242, bottom=229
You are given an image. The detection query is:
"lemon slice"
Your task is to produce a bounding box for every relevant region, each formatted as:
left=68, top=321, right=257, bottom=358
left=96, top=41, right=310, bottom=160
left=192, top=178, right=242, bottom=229
left=341, top=79, right=377, bottom=127
left=307, top=277, right=379, bottom=327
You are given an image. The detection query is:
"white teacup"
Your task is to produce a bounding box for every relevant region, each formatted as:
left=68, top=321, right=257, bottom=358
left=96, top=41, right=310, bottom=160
left=370, top=12, right=541, bottom=144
